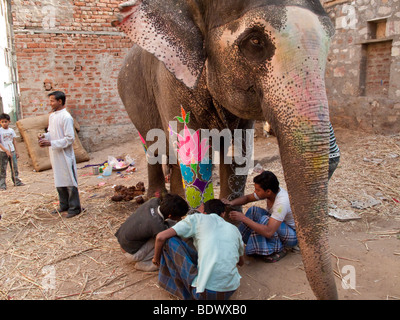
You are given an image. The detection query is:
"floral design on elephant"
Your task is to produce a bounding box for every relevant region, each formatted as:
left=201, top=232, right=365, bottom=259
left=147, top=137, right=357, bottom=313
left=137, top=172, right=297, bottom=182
left=180, top=163, right=195, bottom=184
left=198, top=161, right=212, bottom=182
left=170, top=107, right=214, bottom=209
left=185, top=185, right=202, bottom=209
left=172, top=108, right=210, bottom=166
left=202, top=181, right=214, bottom=203
left=228, top=174, right=247, bottom=194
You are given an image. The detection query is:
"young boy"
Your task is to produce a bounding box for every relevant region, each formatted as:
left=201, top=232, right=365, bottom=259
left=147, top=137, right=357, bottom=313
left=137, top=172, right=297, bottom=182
left=115, top=193, right=189, bottom=272
left=224, top=170, right=298, bottom=263
left=0, top=113, right=24, bottom=190
left=153, top=199, right=244, bottom=300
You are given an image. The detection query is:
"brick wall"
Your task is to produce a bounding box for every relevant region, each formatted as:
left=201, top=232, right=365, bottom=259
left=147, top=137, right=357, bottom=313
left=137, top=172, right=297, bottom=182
left=365, top=40, right=392, bottom=97
left=322, top=0, right=400, bottom=134
left=11, top=0, right=136, bottom=151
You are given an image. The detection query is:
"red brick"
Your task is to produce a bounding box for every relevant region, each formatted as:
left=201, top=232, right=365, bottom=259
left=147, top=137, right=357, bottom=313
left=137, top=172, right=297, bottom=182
left=12, top=1, right=133, bottom=130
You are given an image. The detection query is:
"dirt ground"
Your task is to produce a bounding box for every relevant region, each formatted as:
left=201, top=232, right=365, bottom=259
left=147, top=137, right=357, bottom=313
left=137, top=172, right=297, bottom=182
left=0, top=125, right=399, bottom=301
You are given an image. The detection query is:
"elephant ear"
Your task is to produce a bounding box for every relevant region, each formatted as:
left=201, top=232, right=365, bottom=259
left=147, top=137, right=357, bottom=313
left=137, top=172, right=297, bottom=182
left=113, top=0, right=205, bottom=89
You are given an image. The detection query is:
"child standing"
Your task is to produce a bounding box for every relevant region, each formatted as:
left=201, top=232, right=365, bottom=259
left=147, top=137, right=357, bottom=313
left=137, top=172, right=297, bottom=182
left=0, top=113, right=24, bottom=190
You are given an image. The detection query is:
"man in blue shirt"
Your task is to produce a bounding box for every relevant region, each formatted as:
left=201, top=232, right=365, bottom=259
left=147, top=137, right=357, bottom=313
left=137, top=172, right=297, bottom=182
left=152, top=199, right=244, bottom=300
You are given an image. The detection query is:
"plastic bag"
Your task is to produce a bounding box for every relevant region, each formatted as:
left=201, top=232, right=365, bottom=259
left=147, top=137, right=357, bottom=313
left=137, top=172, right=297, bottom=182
left=125, top=154, right=135, bottom=166
left=108, top=156, right=118, bottom=168
left=103, top=156, right=117, bottom=176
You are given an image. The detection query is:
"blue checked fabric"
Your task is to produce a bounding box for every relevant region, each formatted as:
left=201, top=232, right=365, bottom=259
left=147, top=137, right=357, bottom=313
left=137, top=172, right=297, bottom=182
left=158, top=236, right=235, bottom=300
left=239, top=206, right=298, bottom=256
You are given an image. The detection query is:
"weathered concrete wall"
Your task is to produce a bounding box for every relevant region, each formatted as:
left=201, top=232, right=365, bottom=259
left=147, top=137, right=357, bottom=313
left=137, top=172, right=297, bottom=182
left=323, top=0, right=400, bottom=134
left=11, top=0, right=136, bottom=151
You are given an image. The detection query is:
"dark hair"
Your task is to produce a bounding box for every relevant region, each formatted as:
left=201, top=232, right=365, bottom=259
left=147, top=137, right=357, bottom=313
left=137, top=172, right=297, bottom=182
left=159, top=194, right=189, bottom=218
left=253, top=171, right=279, bottom=193
left=48, top=91, right=66, bottom=106
left=203, top=199, right=225, bottom=216
left=0, top=113, right=10, bottom=121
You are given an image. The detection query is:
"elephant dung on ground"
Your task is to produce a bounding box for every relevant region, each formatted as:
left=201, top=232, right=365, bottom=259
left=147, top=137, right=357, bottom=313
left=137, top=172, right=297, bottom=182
left=113, top=0, right=339, bottom=300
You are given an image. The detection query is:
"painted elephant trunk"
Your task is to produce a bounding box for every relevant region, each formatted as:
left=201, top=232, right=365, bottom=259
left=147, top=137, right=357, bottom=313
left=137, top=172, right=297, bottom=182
left=252, top=6, right=338, bottom=299
left=273, top=108, right=338, bottom=299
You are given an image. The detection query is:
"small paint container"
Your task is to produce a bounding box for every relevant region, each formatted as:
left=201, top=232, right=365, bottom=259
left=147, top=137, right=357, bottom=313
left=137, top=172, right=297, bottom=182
left=92, top=166, right=99, bottom=175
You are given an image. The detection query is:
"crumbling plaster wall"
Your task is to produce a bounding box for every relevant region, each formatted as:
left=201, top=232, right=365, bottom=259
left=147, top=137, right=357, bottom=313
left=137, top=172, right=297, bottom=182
left=323, top=0, right=400, bottom=134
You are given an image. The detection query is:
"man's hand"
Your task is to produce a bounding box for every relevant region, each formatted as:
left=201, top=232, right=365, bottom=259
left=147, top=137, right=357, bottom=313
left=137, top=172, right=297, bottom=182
left=153, top=228, right=177, bottom=267
left=152, top=257, right=160, bottom=266
left=229, top=210, right=246, bottom=222
left=221, top=198, right=232, bottom=206
left=39, top=139, right=51, bottom=147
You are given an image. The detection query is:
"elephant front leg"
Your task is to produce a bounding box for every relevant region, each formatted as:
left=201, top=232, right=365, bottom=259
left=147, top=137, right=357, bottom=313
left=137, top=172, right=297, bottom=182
left=168, top=163, right=185, bottom=198
left=139, top=132, right=168, bottom=198
left=179, top=161, right=214, bottom=212
left=219, top=163, right=248, bottom=203
left=219, top=123, right=254, bottom=217
left=146, top=162, right=167, bottom=198
left=219, top=162, right=248, bottom=224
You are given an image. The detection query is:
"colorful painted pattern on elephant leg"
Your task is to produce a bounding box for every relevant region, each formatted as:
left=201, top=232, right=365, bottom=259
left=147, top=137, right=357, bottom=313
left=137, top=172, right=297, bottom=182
left=180, top=163, right=214, bottom=209
left=138, top=131, right=148, bottom=153
left=172, top=107, right=214, bottom=209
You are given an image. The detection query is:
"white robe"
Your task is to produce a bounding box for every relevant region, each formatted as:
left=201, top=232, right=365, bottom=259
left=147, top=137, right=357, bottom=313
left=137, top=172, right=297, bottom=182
left=44, top=109, right=78, bottom=188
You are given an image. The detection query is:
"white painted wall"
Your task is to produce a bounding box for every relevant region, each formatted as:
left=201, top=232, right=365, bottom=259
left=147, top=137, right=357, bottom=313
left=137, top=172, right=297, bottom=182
left=0, top=0, right=14, bottom=117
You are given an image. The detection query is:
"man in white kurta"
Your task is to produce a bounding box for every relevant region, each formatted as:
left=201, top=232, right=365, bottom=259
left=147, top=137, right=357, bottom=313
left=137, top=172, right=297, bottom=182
left=39, top=91, right=82, bottom=218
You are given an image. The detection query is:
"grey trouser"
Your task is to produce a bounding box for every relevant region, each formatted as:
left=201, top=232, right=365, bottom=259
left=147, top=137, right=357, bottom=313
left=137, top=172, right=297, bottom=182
left=0, top=151, right=22, bottom=189
left=124, top=238, right=159, bottom=272
left=124, top=219, right=178, bottom=272
left=57, top=186, right=82, bottom=215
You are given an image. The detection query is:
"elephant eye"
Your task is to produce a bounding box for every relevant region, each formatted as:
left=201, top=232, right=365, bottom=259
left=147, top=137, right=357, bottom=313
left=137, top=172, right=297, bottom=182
left=238, top=30, right=275, bottom=63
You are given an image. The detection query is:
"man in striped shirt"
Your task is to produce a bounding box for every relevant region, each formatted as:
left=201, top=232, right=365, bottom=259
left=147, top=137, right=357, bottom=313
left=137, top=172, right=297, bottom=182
left=329, top=122, right=340, bottom=180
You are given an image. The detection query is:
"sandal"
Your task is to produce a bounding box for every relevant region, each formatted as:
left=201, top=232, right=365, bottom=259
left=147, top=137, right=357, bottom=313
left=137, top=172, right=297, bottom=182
left=262, top=250, right=287, bottom=263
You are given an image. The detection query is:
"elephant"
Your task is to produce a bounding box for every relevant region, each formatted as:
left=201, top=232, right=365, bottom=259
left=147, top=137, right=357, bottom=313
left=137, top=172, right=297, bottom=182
left=113, top=0, right=339, bottom=300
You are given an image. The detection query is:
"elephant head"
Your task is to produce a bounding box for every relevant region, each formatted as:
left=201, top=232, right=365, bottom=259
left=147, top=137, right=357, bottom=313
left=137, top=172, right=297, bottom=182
left=113, top=0, right=338, bottom=300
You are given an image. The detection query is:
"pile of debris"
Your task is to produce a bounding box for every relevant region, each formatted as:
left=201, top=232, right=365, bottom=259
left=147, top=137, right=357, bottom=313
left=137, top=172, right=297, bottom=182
left=111, top=182, right=146, bottom=204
